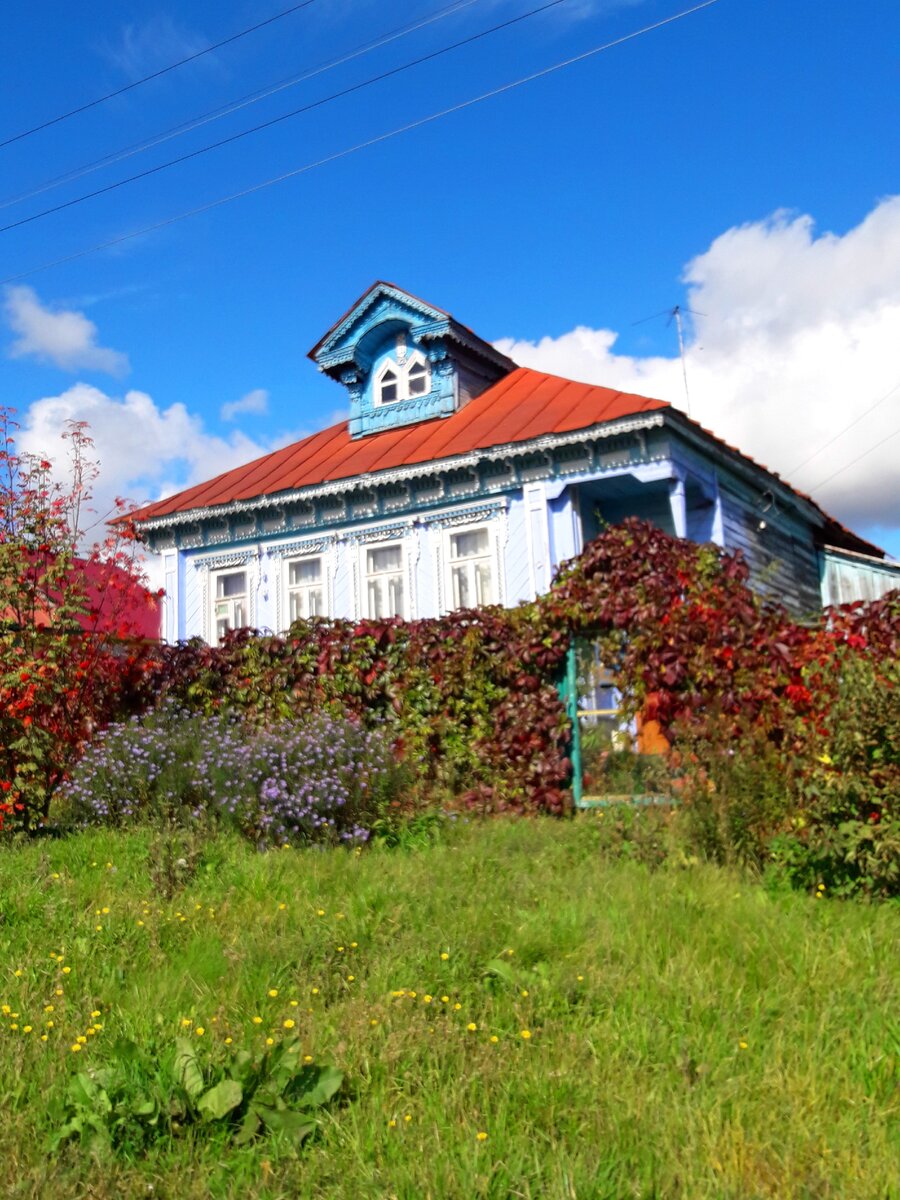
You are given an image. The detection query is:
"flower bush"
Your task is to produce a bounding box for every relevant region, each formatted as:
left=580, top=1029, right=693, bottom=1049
left=59, top=702, right=401, bottom=848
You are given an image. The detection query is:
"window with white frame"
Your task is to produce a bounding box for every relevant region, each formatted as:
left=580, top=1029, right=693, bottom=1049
left=212, top=568, right=248, bottom=643
left=448, top=527, right=495, bottom=609
left=374, top=353, right=430, bottom=405
left=286, top=555, right=325, bottom=624
left=366, top=543, right=404, bottom=618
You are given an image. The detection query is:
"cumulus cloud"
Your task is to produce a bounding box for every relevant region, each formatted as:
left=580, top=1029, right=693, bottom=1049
left=220, top=387, right=269, bottom=422
left=4, top=285, right=129, bottom=376
left=496, top=196, right=900, bottom=538
left=16, top=384, right=269, bottom=536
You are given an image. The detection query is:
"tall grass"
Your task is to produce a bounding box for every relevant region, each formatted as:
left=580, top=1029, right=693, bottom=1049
left=0, top=818, right=896, bottom=1198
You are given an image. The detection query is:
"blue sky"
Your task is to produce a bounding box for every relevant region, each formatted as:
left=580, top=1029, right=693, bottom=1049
left=1, top=0, right=898, bottom=555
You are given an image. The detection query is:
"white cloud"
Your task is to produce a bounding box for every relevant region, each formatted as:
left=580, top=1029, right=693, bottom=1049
left=4, top=285, right=129, bottom=376
left=101, top=15, right=210, bottom=79
left=16, top=383, right=269, bottom=538
left=220, top=387, right=269, bottom=422
left=496, top=197, right=900, bottom=537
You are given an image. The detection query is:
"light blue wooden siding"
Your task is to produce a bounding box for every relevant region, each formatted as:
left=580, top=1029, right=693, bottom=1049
left=718, top=485, right=821, bottom=615
left=820, top=548, right=900, bottom=606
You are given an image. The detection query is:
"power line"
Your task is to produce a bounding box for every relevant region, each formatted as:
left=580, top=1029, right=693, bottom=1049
left=0, top=0, right=572, bottom=236
left=807, top=422, right=900, bottom=494
left=0, top=0, right=320, bottom=151
left=0, top=0, right=722, bottom=287
left=788, top=378, right=900, bottom=478
left=0, top=0, right=481, bottom=213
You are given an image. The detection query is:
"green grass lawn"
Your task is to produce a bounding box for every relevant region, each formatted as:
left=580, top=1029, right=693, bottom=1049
left=0, top=818, right=897, bottom=1199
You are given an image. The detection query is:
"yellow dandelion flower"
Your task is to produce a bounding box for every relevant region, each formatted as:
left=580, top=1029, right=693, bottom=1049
left=303, top=1054, right=313, bottom=1063
left=311, top=987, right=319, bottom=996
left=10, top=1023, right=18, bottom=1031
left=316, top=909, right=325, bottom=917
left=93, top=1022, right=103, bottom=1030
left=46, top=1021, right=54, bottom=1029
left=55, top=988, right=63, bottom=996
left=476, top=1131, right=488, bottom=1141
left=337, top=946, right=344, bottom=953
left=409, top=991, right=417, bottom=999
left=137, top=920, right=144, bottom=927
left=453, top=1002, right=462, bottom=1011
left=289, top=999, right=299, bottom=1007
left=224, top=1037, right=233, bottom=1045
left=520, top=1029, right=532, bottom=1039
left=91, top=1011, right=101, bottom=1019
left=101, top=907, right=110, bottom=915
left=370, top=1019, right=379, bottom=1026
left=23, top=1025, right=32, bottom=1033
left=283, top=1019, right=295, bottom=1029
left=95, top=925, right=103, bottom=932
left=44, top=1004, right=54, bottom=1013
left=181, top=1018, right=192, bottom=1027
left=423, top=995, right=433, bottom=1004
left=86, top=1028, right=96, bottom=1037
left=441, top=995, right=449, bottom=1003
left=252, top=1016, right=262, bottom=1025
left=1, top=1006, right=8, bottom=1014
left=739, top=1040, right=748, bottom=1050
left=467, top=1022, right=477, bottom=1032
left=266, top=1037, right=275, bottom=1046
left=70, top=1044, right=82, bottom=1053
left=404, top=1114, right=412, bottom=1123
left=347, top=975, right=355, bottom=983
left=490, top=1035, right=499, bottom=1043
left=195, top=1027, right=205, bottom=1037
left=76, top=1035, right=87, bottom=1044
left=440, top=952, right=449, bottom=961
left=13, top=969, right=22, bottom=977
left=278, top=903, right=287, bottom=911
left=268, top=989, right=279, bottom=998
left=577, top=975, right=584, bottom=982
left=521, top=990, right=529, bottom=998
left=41, top=1035, right=48, bottom=1042
left=62, top=967, right=71, bottom=975
left=388, top=1119, right=397, bottom=1128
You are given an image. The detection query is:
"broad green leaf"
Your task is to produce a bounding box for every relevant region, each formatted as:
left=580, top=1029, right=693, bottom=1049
left=234, top=1107, right=261, bottom=1146
left=173, top=1037, right=204, bottom=1100
left=254, top=1103, right=317, bottom=1143
left=198, top=1079, right=243, bottom=1121
left=295, top=1065, right=343, bottom=1108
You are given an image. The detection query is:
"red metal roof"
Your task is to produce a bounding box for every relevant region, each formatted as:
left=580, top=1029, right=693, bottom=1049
left=130, top=367, right=668, bottom=522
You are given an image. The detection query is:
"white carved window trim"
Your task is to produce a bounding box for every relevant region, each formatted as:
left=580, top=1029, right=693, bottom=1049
left=283, top=553, right=327, bottom=629
left=362, top=540, right=407, bottom=619
left=373, top=352, right=431, bottom=407
left=442, top=523, right=498, bottom=613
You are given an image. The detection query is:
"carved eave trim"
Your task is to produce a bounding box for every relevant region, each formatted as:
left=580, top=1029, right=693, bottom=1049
left=136, top=412, right=665, bottom=535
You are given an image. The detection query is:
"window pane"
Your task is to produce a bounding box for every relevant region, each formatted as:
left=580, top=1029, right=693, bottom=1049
left=367, top=545, right=402, bottom=573
left=476, top=562, right=493, bottom=605
left=388, top=576, right=404, bottom=617
left=451, top=564, right=470, bottom=609
left=407, top=361, right=428, bottom=395
left=381, top=381, right=398, bottom=403
left=451, top=529, right=489, bottom=559
left=368, top=578, right=384, bottom=618
left=217, top=571, right=246, bottom=598
left=289, top=557, right=321, bottom=585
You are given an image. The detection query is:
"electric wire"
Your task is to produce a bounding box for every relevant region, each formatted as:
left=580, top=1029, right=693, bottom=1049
left=0, top=1, right=321, bottom=150
left=807, top=423, right=900, bottom=494
left=0, top=0, right=722, bottom=286
left=0, top=0, right=572, bottom=236
left=0, top=0, right=482, bottom=213
left=787, top=379, right=900, bottom=479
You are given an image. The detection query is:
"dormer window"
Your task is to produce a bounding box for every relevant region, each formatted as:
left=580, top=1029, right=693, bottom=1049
left=374, top=352, right=431, bottom=406
left=379, top=365, right=399, bottom=404
left=407, top=357, right=428, bottom=396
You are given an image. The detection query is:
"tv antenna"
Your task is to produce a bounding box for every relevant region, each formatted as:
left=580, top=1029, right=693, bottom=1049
left=632, top=304, right=705, bottom=417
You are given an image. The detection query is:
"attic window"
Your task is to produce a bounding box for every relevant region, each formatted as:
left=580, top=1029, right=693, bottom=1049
left=407, top=358, right=428, bottom=396
left=379, top=366, right=399, bottom=404
left=375, top=354, right=431, bottom=406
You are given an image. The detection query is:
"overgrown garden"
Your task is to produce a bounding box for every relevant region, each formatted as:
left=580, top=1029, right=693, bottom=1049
left=1, top=413, right=897, bottom=1194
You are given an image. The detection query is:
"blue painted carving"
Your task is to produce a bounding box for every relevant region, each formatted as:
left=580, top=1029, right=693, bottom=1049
left=308, top=282, right=514, bottom=439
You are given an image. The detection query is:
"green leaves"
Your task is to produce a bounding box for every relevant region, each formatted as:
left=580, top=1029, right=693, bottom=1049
left=50, top=1034, right=344, bottom=1158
